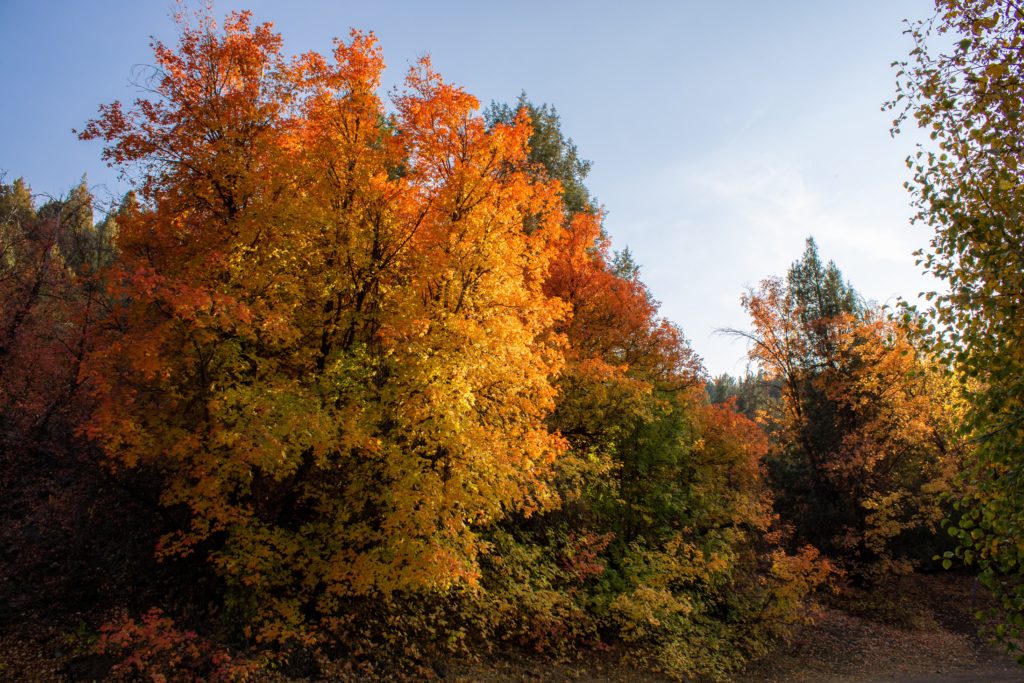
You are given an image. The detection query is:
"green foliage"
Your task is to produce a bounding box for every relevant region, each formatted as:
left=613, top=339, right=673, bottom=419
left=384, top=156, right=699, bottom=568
left=706, top=370, right=780, bottom=420
left=485, top=94, right=595, bottom=215
left=34, top=177, right=118, bottom=275
left=478, top=528, right=603, bottom=654
left=891, top=0, right=1024, bottom=647
left=786, top=238, right=861, bottom=332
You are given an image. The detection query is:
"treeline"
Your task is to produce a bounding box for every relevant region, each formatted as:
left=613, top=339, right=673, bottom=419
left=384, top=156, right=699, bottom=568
left=0, top=13, right=828, bottom=681
left=1, top=2, right=1021, bottom=681
left=710, top=239, right=964, bottom=581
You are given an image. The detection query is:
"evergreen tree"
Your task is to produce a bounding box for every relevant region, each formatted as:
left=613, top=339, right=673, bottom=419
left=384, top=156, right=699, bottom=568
left=485, top=94, right=595, bottom=215
left=37, top=176, right=103, bottom=273
left=786, top=237, right=861, bottom=368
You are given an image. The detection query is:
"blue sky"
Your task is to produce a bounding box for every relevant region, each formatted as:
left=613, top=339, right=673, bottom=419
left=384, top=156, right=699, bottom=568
left=0, top=1, right=938, bottom=374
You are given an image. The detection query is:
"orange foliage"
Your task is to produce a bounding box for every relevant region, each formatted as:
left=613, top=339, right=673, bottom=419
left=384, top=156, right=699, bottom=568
left=80, top=12, right=569, bottom=640
left=546, top=211, right=698, bottom=384
left=691, top=397, right=772, bottom=530
left=742, top=274, right=963, bottom=573
left=821, top=314, right=963, bottom=570
left=97, top=608, right=258, bottom=682
left=0, top=181, right=106, bottom=450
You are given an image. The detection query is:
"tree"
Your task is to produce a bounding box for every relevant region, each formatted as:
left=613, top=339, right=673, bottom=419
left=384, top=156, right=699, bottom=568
left=785, top=238, right=861, bottom=367
left=0, top=176, right=106, bottom=447
left=734, top=242, right=961, bottom=577
left=706, top=370, right=779, bottom=421
left=79, top=12, right=569, bottom=643
left=485, top=95, right=595, bottom=216
left=891, top=0, right=1024, bottom=644
left=477, top=99, right=827, bottom=680
left=0, top=174, right=152, bottom=637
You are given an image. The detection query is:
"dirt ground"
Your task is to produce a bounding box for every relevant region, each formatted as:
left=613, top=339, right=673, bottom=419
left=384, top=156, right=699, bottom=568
left=3, top=574, right=1021, bottom=682
left=449, top=574, right=1024, bottom=683
left=734, top=575, right=1022, bottom=683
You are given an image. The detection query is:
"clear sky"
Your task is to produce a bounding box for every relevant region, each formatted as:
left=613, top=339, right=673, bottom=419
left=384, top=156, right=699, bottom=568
left=0, top=1, right=939, bottom=375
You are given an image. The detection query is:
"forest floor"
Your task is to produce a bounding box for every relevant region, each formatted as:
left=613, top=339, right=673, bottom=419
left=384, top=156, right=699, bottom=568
left=733, top=573, right=1022, bottom=683
left=448, top=573, right=1022, bottom=683
left=2, top=574, right=1020, bottom=682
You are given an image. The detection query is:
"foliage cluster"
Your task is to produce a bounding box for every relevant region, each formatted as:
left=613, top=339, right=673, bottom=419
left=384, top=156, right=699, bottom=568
left=729, top=240, right=965, bottom=581
left=0, top=10, right=832, bottom=681
left=891, top=0, right=1024, bottom=651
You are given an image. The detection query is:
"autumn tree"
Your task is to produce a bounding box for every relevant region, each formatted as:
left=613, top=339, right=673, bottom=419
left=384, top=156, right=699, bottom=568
left=891, top=0, right=1024, bottom=645
left=46, top=13, right=839, bottom=676
left=736, top=241, right=962, bottom=577
left=79, top=12, right=570, bottom=644
left=475, top=100, right=828, bottom=680
left=0, top=176, right=108, bottom=447
left=0, top=173, right=164, bottom=640
left=485, top=95, right=595, bottom=216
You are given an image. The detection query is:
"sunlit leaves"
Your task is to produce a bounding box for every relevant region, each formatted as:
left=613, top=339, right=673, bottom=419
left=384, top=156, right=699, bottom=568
left=738, top=253, right=963, bottom=577
left=80, top=11, right=568, bottom=641
left=891, top=0, right=1024, bottom=645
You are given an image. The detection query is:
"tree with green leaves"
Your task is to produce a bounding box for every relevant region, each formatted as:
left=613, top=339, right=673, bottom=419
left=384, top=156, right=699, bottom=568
left=891, top=0, right=1024, bottom=648
left=784, top=237, right=861, bottom=368
left=486, top=94, right=595, bottom=216
left=706, top=370, right=779, bottom=421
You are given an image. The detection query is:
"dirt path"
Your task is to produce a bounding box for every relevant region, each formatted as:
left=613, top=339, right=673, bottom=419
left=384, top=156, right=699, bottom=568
left=3, top=575, right=1020, bottom=682
left=861, top=667, right=1022, bottom=683
left=446, top=576, right=1022, bottom=683
left=737, top=574, right=1022, bottom=683
left=735, top=608, right=1020, bottom=682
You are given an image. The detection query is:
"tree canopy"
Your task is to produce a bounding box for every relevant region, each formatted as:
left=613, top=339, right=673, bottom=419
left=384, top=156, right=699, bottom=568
left=0, top=4, right=1013, bottom=680
left=892, top=0, right=1024, bottom=648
